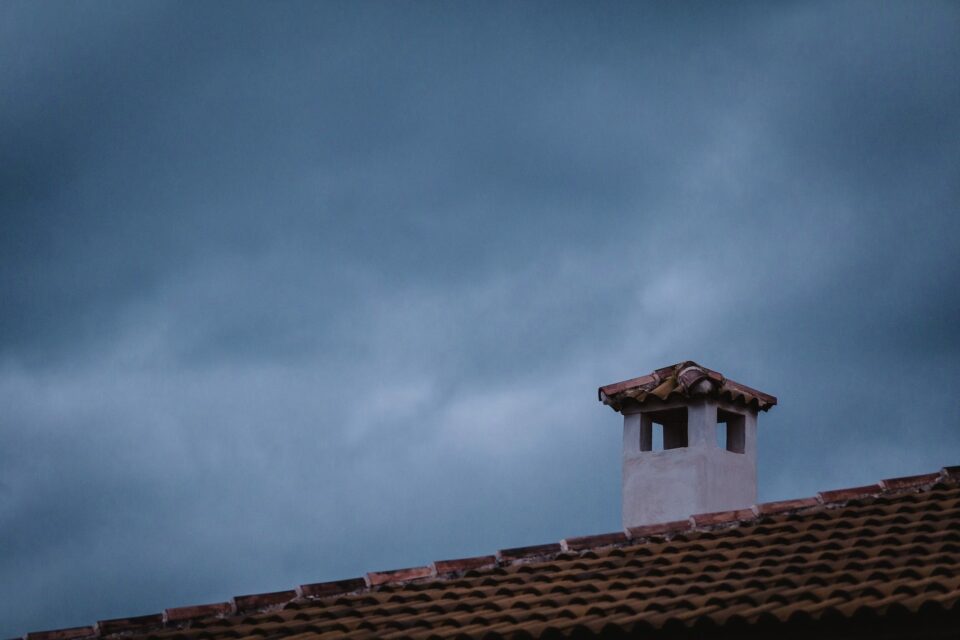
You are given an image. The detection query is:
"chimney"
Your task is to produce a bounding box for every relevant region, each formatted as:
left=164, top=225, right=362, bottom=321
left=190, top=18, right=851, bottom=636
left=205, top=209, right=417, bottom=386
left=599, top=361, right=777, bottom=529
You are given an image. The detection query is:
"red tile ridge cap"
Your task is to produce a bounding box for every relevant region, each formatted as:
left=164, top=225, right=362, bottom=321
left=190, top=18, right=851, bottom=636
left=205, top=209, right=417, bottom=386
left=365, top=565, right=433, bottom=587
left=690, top=508, right=756, bottom=527
left=20, top=463, right=960, bottom=640
left=753, top=496, right=821, bottom=516
left=880, top=471, right=944, bottom=491
left=818, top=484, right=883, bottom=503
left=163, top=602, right=231, bottom=624
left=561, top=531, right=628, bottom=551
left=95, top=614, right=163, bottom=636
left=432, top=555, right=497, bottom=575
left=297, top=577, right=366, bottom=599
left=231, top=590, right=297, bottom=614
left=24, top=627, right=96, bottom=640
left=495, top=542, right=562, bottom=562
left=625, top=518, right=693, bottom=539
left=941, top=465, right=960, bottom=481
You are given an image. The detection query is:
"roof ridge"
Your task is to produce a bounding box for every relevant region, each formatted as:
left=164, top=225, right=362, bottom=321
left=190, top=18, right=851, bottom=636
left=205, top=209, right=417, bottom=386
left=23, top=465, right=960, bottom=640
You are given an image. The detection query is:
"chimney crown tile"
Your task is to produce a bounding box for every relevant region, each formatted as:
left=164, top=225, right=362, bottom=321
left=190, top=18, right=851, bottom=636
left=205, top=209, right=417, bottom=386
left=599, top=361, right=776, bottom=412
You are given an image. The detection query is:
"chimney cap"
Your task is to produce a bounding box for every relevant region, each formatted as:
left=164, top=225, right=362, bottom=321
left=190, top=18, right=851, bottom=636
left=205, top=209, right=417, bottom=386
left=598, top=361, right=777, bottom=413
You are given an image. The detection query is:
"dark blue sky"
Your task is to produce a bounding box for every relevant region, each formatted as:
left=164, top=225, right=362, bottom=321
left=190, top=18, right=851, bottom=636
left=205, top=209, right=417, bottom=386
left=2, top=1, right=959, bottom=636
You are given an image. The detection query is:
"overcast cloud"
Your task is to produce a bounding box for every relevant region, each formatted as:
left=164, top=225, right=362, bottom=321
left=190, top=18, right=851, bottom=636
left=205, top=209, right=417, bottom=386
left=2, top=1, right=959, bottom=635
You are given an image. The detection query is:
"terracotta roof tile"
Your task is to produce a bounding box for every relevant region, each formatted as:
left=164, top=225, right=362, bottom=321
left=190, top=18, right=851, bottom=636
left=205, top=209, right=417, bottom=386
left=495, top=543, right=562, bottom=562
left=22, top=466, right=960, bottom=639
left=231, top=590, right=297, bottom=612
left=24, top=627, right=94, bottom=640
left=880, top=472, right=942, bottom=491
left=365, top=565, right=433, bottom=587
left=432, top=555, right=497, bottom=575
left=819, top=484, right=883, bottom=503
left=691, top=508, right=756, bottom=527
left=598, top=361, right=777, bottom=412
left=163, top=602, right=232, bottom=623
left=297, top=577, right=366, bottom=599
left=626, top=518, right=693, bottom=539
left=753, top=496, right=820, bottom=515
left=95, top=614, right=163, bottom=635
left=560, top=531, right=628, bottom=551
left=940, top=465, right=960, bottom=481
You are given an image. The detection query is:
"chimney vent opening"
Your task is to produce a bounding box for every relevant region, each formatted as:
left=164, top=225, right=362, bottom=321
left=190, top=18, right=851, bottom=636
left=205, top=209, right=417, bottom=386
left=717, top=408, right=746, bottom=454
left=640, top=407, right=688, bottom=452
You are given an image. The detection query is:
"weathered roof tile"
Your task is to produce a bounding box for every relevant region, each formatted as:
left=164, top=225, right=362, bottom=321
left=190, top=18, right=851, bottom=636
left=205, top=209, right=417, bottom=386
left=753, top=496, right=820, bottom=515
left=626, top=518, right=693, bottom=539
left=880, top=473, right=942, bottom=491
left=163, top=602, right=231, bottom=623
left=297, top=577, right=366, bottom=599
left=691, top=508, right=756, bottom=527
left=496, top=543, right=562, bottom=562
left=24, top=627, right=95, bottom=640
left=365, top=566, right=433, bottom=587
left=432, top=555, right=497, bottom=575
left=819, top=484, right=882, bottom=503
left=231, top=590, right=297, bottom=613
left=599, top=361, right=777, bottom=412
left=560, top=532, right=628, bottom=551
left=95, top=614, right=162, bottom=636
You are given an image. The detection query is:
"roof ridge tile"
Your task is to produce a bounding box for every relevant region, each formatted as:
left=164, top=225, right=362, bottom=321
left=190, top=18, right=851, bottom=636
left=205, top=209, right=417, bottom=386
left=24, top=627, right=95, bottom=640
left=163, top=602, right=232, bottom=624
left=365, top=566, right=433, bottom=587
left=432, top=555, right=497, bottom=575
left=94, top=614, right=163, bottom=636
left=561, top=532, right=628, bottom=551
left=297, top=577, right=366, bottom=599
left=753, top=497, right=820, bottom=516
left=691, top=508, right=756, bottom=528
left=819, top=484, right=882, bottom=503
left=880, top=473, right=942, bottom=491
left=625, top=519, right=693, bottom=539
left=940, top=466, right=960, bottom=482
left=496, top=543, right=562, bottom=562
left=232, top=590, right=297, bottom=613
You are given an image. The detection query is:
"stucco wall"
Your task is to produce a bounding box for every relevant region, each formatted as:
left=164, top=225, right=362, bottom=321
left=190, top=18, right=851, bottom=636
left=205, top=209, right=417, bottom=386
left=621, top=399, right=757, bottom=528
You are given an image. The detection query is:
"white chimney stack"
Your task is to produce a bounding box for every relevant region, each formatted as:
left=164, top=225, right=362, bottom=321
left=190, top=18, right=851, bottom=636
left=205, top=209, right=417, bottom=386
left=598, top=361, right=777, bottom=529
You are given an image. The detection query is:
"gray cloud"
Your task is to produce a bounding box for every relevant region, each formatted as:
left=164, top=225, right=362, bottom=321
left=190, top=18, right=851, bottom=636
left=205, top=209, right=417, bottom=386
left=1, top=1, right=959, bottom=635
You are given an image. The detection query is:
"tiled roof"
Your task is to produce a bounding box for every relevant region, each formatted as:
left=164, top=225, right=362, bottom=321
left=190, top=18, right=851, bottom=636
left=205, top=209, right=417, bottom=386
left=25, top=466, right=960, bottom=640
left=598, top=361, right=777, bottom=412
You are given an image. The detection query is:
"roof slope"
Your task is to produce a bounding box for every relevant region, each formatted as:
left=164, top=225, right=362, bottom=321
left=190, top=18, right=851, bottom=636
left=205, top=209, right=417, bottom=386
left=27, top=467, right=960, bottom=640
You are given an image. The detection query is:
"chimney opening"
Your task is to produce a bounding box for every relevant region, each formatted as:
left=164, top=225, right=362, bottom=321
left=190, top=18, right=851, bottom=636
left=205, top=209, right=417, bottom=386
left=717, top=408, right=746, bottom=454
left=640, top=407, right=688, bottom=452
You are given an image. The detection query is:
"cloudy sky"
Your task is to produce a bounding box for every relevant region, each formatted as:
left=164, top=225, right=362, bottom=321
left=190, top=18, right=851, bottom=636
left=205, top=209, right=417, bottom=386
left=2, top=1, right=959, bottom=635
